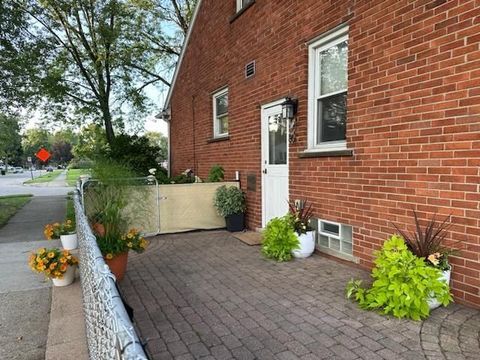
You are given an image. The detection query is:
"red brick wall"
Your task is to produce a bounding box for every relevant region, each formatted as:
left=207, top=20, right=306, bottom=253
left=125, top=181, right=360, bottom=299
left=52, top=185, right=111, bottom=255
left=169, top=0, right=480, bottom=308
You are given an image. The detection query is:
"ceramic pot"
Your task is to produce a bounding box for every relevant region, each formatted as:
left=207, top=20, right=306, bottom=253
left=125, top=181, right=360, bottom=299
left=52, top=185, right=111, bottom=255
left=428, top=269, right=451, bottom=310
left=60, top=233, right=78, bottom=250
left=52, top=265, right=76, bottom=287
left=292, top=231, right=315, bottom=258
left=105, top=252, right=129, bottom=281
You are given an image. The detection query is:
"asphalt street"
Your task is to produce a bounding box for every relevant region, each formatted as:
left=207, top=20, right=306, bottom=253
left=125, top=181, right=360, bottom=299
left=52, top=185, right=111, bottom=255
left=0, top=171, right=72, bottom=197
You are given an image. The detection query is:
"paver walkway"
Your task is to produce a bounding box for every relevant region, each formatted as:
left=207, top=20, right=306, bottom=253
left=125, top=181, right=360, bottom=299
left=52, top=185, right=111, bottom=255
left=120, top=231, right=480, bottom=360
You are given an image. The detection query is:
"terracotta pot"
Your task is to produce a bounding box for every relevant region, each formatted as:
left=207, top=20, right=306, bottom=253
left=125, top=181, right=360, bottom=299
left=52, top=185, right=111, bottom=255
left=92, top=223, right=105, bottom=237
left=105, top=252, right=128, bottom=281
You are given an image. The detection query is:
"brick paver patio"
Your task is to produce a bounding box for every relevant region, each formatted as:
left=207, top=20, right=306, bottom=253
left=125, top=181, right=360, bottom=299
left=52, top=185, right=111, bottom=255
left=119, top=231, right=480, bottom=360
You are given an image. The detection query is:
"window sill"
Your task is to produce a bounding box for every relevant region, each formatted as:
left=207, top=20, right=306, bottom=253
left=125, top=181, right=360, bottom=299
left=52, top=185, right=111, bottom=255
left=207, top=136, right=230, bottom=143
left=298, top=149, right=353, bottom=158
left=230, top=1, right=255, bottom=23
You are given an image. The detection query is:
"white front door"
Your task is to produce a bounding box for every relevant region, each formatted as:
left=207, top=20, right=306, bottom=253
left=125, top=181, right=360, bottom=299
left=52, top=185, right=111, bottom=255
left=261, top=100, right=289, bottom=227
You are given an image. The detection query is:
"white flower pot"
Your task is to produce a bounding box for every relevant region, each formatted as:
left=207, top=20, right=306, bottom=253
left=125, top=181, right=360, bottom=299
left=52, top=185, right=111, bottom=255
left=292, top=231, right=315, bottom=258
left=428, top=269, right=451, bottom=310
left=60, top=233, right=78, bottom=250
left=52, top=265, right=76, bottom=287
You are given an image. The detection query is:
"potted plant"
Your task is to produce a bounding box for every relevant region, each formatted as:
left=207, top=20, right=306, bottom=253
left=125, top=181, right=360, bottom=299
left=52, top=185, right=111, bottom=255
left=288, top=200, right=315, bottom=258
left=59, top=219, right=77, bottom=250
left=346, top=235, right=453, bottom=320
left=29, top=247, right=79, bottom=287
left=86, top=160, right=150, bottom=280
left=45, top=220, right=78, bottom=250
left=44, top=222, right=62, bottom=240
left=213, top=185, right=246, bottom=232
left=393, top=211, right=460, bottom=309
left=97, top=228, right=149, bottom=281
left=261, top=215, right=300, bottom=261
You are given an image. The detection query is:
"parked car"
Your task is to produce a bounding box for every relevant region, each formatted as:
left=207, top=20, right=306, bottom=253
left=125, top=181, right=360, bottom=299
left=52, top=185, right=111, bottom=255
left=46, top=166, right=54, bottom=172
left=14, top=167, right=24, bottom=173
left=7, top=166, right=14, bottom=172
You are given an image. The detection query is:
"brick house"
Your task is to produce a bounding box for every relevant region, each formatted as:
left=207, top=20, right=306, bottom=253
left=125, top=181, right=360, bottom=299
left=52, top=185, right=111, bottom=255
left=163, top=0, right=480, bottom=308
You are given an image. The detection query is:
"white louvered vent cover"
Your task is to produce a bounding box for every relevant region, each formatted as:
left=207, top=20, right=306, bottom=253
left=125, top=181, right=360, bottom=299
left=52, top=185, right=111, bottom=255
left=245, top=61, right=255, bottom=78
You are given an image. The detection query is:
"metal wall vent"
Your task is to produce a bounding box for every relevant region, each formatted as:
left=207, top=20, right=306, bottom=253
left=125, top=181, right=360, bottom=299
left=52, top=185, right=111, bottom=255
left=245, top=61, right=255, bottom=78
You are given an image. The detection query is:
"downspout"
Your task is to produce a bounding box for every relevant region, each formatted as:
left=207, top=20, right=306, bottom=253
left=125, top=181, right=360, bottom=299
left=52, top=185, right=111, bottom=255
left=167, top=117, right=171, bottom=177
left=192, top=95, right=197, bottom=175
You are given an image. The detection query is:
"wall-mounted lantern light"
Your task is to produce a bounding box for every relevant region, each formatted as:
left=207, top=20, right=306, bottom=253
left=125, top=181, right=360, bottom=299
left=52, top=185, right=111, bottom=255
left=281, top=97, right=298, bottom=143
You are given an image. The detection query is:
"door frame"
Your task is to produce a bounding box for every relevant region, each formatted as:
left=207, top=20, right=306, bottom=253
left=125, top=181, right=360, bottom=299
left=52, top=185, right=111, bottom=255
left=261, top=98, right=289, bottom=228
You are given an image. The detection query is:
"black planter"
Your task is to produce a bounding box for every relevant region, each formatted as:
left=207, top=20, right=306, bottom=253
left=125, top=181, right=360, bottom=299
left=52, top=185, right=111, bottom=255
left=225, top=213, right=245, bottom=232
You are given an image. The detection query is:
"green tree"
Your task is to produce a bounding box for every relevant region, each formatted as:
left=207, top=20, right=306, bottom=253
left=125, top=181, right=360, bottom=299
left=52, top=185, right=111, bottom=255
left=145, top=131, right=168, bottom=162
left=51, top=141, right=73, bottom=164
left=0, top=114, right=23, bottom=166
left=72, top=124, right=108, bottom=160
left=22, top=128, right=51, bottom=164
left=2, top=0, right=197, bottom=143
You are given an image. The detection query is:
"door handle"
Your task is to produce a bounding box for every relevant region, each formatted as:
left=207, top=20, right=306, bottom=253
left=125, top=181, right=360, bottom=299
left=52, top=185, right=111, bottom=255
left=263, top=169, right=267, bottom=174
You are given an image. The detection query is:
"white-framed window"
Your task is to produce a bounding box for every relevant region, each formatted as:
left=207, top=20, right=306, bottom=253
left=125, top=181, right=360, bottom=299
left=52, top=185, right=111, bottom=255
left=317, top=219, right=353, bottom=256
left=213, top=88, right=228, bottom=138
left=236, top=0, right=252, bottom=12
left=307, top=25, right=348, bottom=151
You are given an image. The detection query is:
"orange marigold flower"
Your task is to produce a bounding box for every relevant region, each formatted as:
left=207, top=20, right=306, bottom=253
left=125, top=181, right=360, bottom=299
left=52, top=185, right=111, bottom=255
left=60, top=264, right=67, bottom=272
left=105, top=253, right=113, bottom=260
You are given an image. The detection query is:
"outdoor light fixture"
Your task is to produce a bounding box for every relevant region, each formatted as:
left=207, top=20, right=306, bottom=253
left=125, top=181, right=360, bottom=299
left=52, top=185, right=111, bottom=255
left=281, top=97, right=298, bottom=143
left=281, top=97, right=297, bottom=121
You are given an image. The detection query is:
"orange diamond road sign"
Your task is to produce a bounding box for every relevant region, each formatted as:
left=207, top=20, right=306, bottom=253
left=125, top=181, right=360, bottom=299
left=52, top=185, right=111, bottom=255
left=36, top=148, right=51, bottom=162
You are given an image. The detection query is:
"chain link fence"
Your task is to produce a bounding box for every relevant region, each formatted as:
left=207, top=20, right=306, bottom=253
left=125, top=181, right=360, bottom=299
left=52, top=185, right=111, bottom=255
left=74, top=191, right=148, bottom=360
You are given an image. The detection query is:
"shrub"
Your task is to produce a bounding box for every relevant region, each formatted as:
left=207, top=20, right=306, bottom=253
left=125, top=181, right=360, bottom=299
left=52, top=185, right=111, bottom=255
left=207, top=164, right=224, bottom=182
left=68, top=158, right=94, bottom=169
left=106, top=134, right=161, bottom=175
left=261, top=215, right=300, bottom=262
left=213, top=185, right=246, bottom=217
left=346, top=235, right=453, bottom=320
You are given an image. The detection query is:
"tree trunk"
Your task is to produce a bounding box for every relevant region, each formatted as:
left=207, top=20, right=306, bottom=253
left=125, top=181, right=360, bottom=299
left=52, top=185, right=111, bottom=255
left=101, top=103, right=115, bottom=145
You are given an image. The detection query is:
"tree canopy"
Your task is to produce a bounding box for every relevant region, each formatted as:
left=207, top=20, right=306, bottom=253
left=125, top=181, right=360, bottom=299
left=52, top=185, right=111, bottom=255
left=0, top=113, right=23, bottom=165
left=1, top=0, right=196, bottom=143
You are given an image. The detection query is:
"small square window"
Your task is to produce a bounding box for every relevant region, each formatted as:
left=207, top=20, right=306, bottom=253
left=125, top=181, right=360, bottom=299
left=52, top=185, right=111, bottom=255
left=317, top=219, right=353, bottom=257
left=308, top=25, right=348, bottom=151
left=213, top=88, right=228, bottom=138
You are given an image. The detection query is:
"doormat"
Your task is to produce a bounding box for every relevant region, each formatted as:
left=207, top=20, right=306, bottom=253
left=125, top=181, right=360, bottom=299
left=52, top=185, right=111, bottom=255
left=233, top=231, right=262, bottom=246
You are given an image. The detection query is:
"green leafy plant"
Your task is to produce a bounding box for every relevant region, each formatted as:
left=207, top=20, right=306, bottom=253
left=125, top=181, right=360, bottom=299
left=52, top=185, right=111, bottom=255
left=261, top=215, right=300, bottom=262
left=85, top=159, right=149, bottom=257
left=346, top=235, right=453, bottom=320
left=207, top=164, right=225, bottom=182
left=213, top=185, right=246, bottom=217
left=288, top=200, right=314, bottom=235
left=392, top=211, right=460, bottom=271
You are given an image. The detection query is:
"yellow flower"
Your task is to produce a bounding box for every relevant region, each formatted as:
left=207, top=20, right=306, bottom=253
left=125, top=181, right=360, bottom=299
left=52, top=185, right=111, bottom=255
left=47, top=252, right=55, bottom=259
left=60, top=257, right=67, bottom=263
left=428, top=253, right=440, bottom=266
left=127, top=242, right=133, bottom=248
left=49, top=262, right=57, bottom=270
left=105, top=253, right=113, bottom=260
left=39, top=248, right=46, bottom=255
left=127, top=233, right=133, bottom=239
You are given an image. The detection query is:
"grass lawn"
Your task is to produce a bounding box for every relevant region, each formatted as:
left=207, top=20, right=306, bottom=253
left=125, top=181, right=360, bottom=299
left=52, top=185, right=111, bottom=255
left=66, top=169, right=90, bottom=186
left=0, top=194, right=33, bottom=228
left=24, top=170, right=62, bottom=184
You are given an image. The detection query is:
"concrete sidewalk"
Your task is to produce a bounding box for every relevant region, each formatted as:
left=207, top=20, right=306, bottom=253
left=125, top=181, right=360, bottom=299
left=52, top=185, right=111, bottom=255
left=0, top=192, right=85, bottom=360
left=0, top=239, right=60, bottom=360
left=0, top=196, right=67, bottom=244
